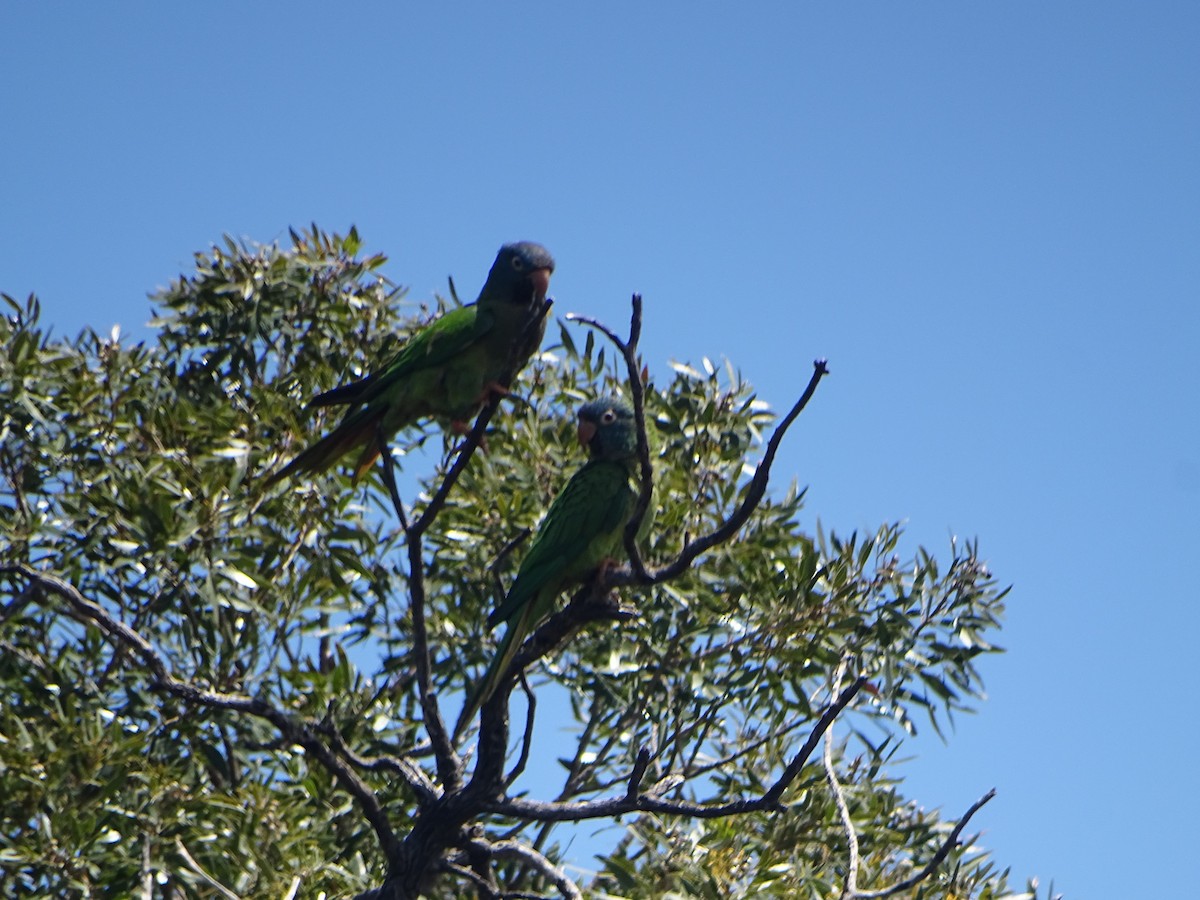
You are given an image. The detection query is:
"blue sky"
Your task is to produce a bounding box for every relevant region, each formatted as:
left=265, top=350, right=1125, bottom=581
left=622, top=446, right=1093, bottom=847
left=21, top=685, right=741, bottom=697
left=3, top=3, right=1198, bottom=896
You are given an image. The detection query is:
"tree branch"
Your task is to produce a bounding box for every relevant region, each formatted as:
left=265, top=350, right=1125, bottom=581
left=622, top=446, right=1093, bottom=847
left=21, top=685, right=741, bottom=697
left=625, top=746, right=652, bottom=800
left=174, top=837, right=241, bottom=900
left=383, top=300, right=556, bottom=794
left=505, top=673, right=537, bottom=789
left=480, top=839, right=582, bottom=900
left=442, top=859, right=498, bottom=899
left=568, top=304, right=829, bottom=592
left=466, top=586, right=632, bottom=798
left=819, top=658, right=997, bottom=899
left=641, top=358, right=828, bottom=585
left=485, top=675, right=864, bottom=823
left=400, top=510, right=462, bottom=790
left=853, top=788, right=997, bottom=899
left=824, top=659, right=860, bottom=899
left=5, top=564, right=400, bottom=859
left=321, top=720, right=439, bottom=807
left=762, top=675, right=864, bottom=807
left=566, top=296, right=654, bottom=581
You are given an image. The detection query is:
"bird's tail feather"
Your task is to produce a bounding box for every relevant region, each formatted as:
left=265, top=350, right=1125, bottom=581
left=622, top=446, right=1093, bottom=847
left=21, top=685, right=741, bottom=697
left=263, top=409, right=382, bottom=486
left=453, top=620, right=522, bottom=739
left=307, top=374, right=374, bottom=409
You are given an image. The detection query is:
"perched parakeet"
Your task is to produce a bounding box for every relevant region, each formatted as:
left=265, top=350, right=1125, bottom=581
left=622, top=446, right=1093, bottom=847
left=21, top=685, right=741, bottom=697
left=459, top=396, right=644, bottom=733
left=265, top=241, right=555, bottom=485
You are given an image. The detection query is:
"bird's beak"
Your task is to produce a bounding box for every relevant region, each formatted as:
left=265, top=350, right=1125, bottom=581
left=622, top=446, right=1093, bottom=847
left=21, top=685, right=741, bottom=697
left=577, top=419, right=596, bottom=448
left=529, top=267, right=552, bottom=299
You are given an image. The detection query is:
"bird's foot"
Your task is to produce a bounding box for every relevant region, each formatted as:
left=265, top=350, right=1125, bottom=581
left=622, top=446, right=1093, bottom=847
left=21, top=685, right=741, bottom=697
left=595, top=557, right=621, bottom=582
left=450, top=420, right=489, bottom=454
left=479, top=381, right=511, bottom=402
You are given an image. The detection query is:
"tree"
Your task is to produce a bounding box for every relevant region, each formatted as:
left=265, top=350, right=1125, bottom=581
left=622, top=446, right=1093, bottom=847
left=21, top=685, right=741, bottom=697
left=1, top=228, right=1044, bottom=899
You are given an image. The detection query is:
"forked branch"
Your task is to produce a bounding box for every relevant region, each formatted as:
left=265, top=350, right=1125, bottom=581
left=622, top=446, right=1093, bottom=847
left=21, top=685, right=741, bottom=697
left=377, top=297, right=555, bottom=789
left=568, top=296, right=829, bottom=589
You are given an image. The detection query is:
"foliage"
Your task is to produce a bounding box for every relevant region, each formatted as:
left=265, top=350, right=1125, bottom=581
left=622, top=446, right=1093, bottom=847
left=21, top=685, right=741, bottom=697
left=0, top=228, right=1041, bottom=899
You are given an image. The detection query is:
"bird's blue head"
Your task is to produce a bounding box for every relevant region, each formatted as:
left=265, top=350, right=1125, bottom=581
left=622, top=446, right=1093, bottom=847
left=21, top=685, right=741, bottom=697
left=483, top=241, right=555, bottom=308
left=577, top=395, right=637, bottom=462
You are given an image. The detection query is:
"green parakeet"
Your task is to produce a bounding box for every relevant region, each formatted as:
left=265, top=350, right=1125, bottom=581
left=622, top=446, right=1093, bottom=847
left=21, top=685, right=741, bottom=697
left=265, top=241, right=555, bottom=485
left=459, top=396, right=644, bottom=733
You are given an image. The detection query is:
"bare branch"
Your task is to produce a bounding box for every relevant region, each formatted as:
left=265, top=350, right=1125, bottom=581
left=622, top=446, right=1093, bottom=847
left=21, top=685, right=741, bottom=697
left=568, top=306, right=829, bottom=592
left=401, top=512, right=462, bottom=789
left=483, top=839, right=582, bottom=900
left=824, top=660, right=860, bottom=899
left=505, top=673, right=537, bottom=789
left=817, top=660, right=997, bottom=900
left=469, top=586, right=632, bottom=791
left=529, top=699, right=604, bottom=858
left=639, top=358, right=829, bottom=586
left=566, top=296, right=654, bottom=580
left=376, top=422, right=412, bottom=532
left=762, top=675, right=864, bottom=806
left=683, top=709, right=815, bottom=782
left=174, top=837, right=241, bottom=900
left=625, top=747, right=651, bottom=800
left=442, top=860, right=498, bottom=899
left=561, top=311, right=624, bottom=352
left=853, top=788, right=998, bottom=899
left=486, top=675, right=864, bottom=823
left=322, top=721, right=439, bottom=807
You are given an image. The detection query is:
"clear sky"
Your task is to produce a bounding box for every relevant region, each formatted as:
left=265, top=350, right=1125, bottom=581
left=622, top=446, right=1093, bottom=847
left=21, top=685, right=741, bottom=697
left=3, top=4, right=1197, bottom=897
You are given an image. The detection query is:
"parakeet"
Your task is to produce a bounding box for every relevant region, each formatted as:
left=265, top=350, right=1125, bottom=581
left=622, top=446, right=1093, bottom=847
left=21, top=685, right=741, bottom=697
left=458, top=396, right=644, bottom=734
left=265, top=241, right=555, bottom=485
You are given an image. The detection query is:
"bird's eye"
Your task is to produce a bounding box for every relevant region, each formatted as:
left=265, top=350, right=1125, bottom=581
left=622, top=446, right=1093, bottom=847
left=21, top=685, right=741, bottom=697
left=510, top=255, right=525, bottom=271
left=601, top=409, right=617, bottom=424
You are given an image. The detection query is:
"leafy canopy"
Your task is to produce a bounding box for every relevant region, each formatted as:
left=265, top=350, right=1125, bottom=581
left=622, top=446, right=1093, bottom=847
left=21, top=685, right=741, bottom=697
left=0, top=228, right=1040, bottom=899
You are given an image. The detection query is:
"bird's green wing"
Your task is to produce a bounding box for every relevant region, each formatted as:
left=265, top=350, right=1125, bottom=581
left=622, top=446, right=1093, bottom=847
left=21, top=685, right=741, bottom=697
left=310, top=303, right=494, bottom=410
left=489, top=460, right=634, bottom=628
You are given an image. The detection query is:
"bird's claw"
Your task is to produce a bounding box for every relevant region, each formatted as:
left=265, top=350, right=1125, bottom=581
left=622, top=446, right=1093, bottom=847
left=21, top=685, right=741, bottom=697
left=479, top=381, right=511, bottom=402
left=450, top=420, right=489, bottom=454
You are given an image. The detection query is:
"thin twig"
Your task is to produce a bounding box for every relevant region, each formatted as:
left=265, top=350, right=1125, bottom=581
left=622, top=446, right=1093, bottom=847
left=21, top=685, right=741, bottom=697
left=530, top=698, right=604, bottom=858
left=820, top=659, right=997, bottom=900
left=762, top=675, right=865, bottom=806
left=485, top=675, right=864, bottom=823
left=643, top=358, right=828, bottom=585
left=567, top=306, right=829, bottom=591
left=402, top=523, right=462, bottom=789
left=441, top=861, right=498, bottom=898
left=683, top=709, right=815, bottom=782
left=565, top=297, right=654, bottom=580
left=174, top=837, right=242, bottom=900
left=853, top=788, right=997, bottom=899
left=322, top=720, right=439, bottom=806
left=505, top=673, right=537, bottom=789
left=375, top=422, right=411, bottom=531
left=490, top=527, right=533, bottom=572
left=482, top=839, right=583, bottom=900
left=823, top=659, right=859, bottom=899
